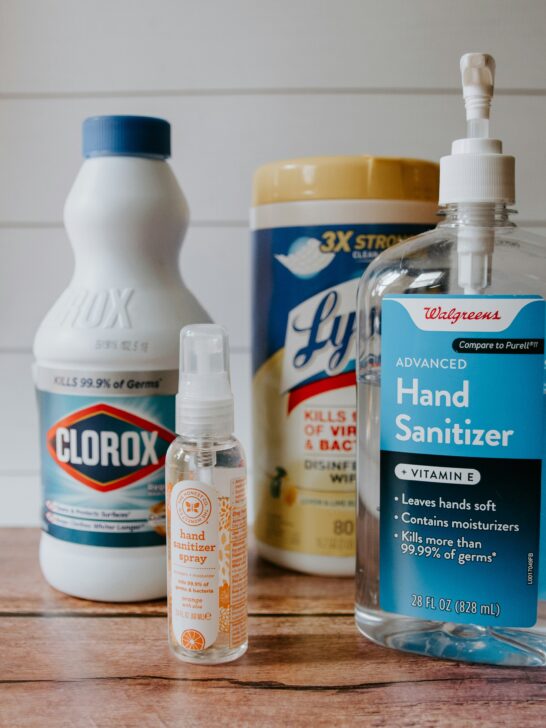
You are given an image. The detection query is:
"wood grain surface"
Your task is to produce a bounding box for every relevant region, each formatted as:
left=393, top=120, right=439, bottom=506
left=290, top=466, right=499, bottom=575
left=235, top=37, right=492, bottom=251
left=1, top=529, right=545, bottom=727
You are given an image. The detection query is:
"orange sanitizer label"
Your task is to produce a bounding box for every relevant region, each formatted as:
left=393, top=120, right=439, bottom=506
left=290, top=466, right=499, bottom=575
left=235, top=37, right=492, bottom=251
left=169, top=475, right=247, bottom=651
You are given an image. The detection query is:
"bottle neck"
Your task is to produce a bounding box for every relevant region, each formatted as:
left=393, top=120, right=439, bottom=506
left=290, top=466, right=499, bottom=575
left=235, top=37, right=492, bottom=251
left=440, top=203, right=514, bottom=295
left=439, top=202, right=514, bottom=228
left=178, top=434, right=235, bottom=447
left=176, top=394, right=235, bottom=442
left=177, top=434, right=237, bottom=474
left=65, top=156, right=188, bottom=286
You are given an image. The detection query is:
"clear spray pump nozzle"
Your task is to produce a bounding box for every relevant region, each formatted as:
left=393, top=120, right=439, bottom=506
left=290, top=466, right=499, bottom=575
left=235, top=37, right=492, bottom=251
left=180, top=324, right=230, bottom=386
left=460, top=53, right=495, bottom=139
left=176, top=324, right=234, bottom=438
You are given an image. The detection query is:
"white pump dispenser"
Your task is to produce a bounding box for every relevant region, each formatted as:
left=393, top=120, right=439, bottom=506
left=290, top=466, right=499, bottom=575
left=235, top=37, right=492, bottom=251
left=440, top=53, right=515, bottom=294
left=440, top=53, right=515, bottom=205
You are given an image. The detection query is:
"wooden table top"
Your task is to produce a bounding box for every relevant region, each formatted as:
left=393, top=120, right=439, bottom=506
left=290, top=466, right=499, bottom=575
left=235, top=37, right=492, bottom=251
left=1, top=529, right=545, bottom=727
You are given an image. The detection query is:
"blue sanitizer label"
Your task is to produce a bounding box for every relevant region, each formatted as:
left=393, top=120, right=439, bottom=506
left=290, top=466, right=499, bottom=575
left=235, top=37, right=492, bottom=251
left=36, top=367, right=177, bottom=547
left=379, top=296, right=544, bottom=626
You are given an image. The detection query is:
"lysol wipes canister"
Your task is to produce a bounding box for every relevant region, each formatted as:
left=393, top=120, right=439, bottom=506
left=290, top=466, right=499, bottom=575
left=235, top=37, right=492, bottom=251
left=251, top=156, right=439, bottom=575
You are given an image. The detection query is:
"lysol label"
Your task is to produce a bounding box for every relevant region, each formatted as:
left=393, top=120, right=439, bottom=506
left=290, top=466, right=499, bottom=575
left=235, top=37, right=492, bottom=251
left=252, top=223, right=433, bottom=558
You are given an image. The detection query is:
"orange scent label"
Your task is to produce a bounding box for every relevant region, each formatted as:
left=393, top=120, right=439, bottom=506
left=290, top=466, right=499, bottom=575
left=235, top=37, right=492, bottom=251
left=169, top=475, right=248, bottom=651
left=170, top=480, right=220, bottom=649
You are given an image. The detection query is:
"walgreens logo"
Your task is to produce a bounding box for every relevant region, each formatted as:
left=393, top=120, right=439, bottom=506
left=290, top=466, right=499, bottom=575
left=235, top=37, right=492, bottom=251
left=424, top=305, right=501, bottom=325
left=389, top=297, right=536, bottom=333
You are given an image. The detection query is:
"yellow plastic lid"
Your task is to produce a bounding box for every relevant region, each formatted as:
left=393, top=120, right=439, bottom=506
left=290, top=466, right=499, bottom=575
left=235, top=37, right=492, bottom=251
left=253, top=156, right=439, bottom=206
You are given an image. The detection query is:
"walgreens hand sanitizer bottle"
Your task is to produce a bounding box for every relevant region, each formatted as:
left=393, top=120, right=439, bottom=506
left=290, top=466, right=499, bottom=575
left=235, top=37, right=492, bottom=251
left=34, top=116, right=209, bottom=602
left=356, top=54, right=546, bottom=665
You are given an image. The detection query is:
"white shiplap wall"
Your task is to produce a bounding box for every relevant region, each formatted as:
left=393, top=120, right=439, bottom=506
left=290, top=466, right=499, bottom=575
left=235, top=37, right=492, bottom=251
left=1, top=0, right=545, bottom=525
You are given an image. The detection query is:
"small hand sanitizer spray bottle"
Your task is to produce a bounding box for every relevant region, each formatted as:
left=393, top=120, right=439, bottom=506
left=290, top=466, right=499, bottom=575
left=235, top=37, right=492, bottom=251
left=166, top=324, right=248, bottom=664
left=356, top=53, right=546, bottom=666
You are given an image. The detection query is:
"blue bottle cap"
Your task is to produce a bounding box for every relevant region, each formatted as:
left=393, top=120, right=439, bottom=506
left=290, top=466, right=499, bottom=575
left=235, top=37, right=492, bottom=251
left=82, top=116, right=171, bottom=159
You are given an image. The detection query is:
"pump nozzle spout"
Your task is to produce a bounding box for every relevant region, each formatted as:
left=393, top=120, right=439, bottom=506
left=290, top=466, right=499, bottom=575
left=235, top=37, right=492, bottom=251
left=460, top=53, right=495, bottom=139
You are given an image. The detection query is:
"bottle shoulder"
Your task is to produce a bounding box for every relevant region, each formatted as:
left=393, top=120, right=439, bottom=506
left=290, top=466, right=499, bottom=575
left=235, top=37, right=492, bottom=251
left=358, top=225, right=546, bottom=301
left=167, top=435, right=245, bottom=457
left=33, top=156, right=211, bottom=367
left=65, top=157, right=189, bottom=228
left=33, top=282, right=210, bottom=367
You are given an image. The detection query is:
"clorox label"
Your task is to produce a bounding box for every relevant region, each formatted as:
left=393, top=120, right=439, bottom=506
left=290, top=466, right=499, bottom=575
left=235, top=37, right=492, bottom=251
left=47, top=403, right=173, bottom=492
left=36, top=367, right=177, bottom=547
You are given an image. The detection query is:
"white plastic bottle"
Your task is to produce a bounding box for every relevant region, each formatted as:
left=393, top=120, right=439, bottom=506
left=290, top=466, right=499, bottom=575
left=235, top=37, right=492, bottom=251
left=34, top=115, right=209, bottom=602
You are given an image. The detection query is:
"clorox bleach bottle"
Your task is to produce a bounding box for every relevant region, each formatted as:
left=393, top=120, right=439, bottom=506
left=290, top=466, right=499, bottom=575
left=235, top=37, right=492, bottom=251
left=34, top=116, right=209, bottom=601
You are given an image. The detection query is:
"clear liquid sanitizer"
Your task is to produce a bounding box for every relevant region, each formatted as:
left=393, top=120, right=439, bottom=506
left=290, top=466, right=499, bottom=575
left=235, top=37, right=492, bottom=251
left=166, top=325, right=248, bottom=663
left=356, top=54, right=546, bottom=665
left=34, top=116, right=209, bottom=602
